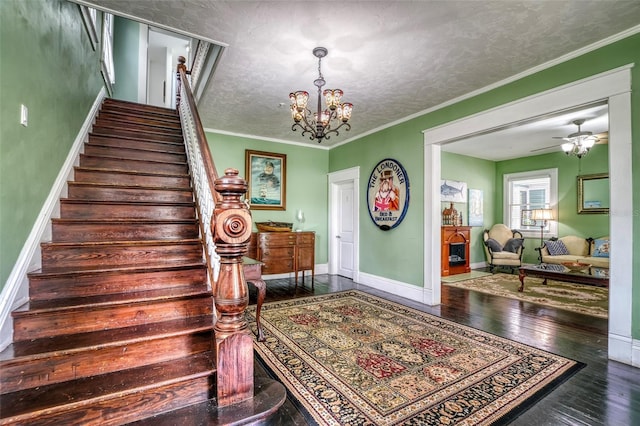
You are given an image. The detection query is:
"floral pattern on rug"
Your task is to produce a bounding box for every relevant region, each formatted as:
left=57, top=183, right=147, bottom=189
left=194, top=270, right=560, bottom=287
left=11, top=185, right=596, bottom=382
left=248, top=290, right=582, bottom=425
left=444, top=273, right=608, bottom=318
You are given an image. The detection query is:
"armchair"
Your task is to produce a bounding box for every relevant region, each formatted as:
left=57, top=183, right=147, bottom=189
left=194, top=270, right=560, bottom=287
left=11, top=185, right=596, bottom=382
left=483, top=224, right=525, bottom=273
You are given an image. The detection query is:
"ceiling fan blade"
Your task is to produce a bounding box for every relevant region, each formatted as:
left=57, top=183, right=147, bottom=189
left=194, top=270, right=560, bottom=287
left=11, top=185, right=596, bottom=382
left=594, top=131, right=608, bottom=144
left=552, top=136, right=570, bottom=140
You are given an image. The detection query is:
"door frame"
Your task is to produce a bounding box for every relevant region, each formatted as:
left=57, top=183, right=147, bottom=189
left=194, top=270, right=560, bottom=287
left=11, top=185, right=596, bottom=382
left=423, top=65, right=634, bottom=366
left=328, top=167, right=360, bottom=281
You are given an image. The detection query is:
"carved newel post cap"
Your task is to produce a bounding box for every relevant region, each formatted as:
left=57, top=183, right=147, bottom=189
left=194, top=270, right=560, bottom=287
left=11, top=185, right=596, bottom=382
left=178, top=55, right=186, bottom=64
left=214, top=168, right=248, bottom=196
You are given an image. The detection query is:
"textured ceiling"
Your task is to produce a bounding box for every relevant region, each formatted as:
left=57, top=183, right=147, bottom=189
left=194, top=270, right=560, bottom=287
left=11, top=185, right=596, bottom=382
left=83, top=1, right=639, bottom=156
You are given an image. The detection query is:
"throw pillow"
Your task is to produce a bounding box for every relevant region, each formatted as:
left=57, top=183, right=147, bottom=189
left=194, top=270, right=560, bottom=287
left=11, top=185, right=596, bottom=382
left=484, top=238, right=502, bottom=252
left=503, top=238, right=524, bottom=253
left=592, top=239, right=610, bottom=258
left=545, top=240, right=569, bottom=256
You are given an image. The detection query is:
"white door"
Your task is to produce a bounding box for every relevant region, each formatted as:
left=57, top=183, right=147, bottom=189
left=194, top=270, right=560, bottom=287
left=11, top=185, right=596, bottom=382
left=336, top=181, right=355, bottom=278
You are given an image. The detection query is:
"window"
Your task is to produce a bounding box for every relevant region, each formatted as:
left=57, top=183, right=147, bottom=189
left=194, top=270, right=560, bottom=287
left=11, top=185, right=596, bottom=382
left=101, top=13, right=115, bottom=95
left=503, top=168, right=557, bottom=238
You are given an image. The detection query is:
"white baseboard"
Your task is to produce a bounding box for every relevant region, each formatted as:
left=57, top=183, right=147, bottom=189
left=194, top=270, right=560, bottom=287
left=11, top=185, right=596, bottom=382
left=632, top=338, right=640, bottom=368
left=357, top=272, right=427, bottom=304
left=0, top=89, right=106, bottom=352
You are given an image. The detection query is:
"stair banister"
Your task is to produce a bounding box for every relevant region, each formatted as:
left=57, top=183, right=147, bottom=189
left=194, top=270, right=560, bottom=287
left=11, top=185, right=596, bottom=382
left=177, top=64, right=255, bottom=406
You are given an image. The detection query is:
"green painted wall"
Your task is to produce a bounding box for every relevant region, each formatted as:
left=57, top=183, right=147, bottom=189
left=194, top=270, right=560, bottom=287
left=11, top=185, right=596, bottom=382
left=495, top=145, right=609, bottom=263
left=205, top=133, right=330, bottom=264
left=0, top=0, right=104, bottom=286
left=329, top=33, right=639, bottom=338
left=113, top=16, right=140, bottom=102
left=441, top=153, right=496, bottom=265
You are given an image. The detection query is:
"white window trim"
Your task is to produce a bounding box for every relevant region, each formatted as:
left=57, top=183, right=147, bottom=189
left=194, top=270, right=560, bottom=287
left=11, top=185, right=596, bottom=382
left=79, top=5, right=99, bottom=50
left=503, top=168, right=558, bottom=240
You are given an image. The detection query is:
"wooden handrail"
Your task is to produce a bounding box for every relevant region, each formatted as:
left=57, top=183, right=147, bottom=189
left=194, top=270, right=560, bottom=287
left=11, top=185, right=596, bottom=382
left=177, top=66, right=221, bottom=204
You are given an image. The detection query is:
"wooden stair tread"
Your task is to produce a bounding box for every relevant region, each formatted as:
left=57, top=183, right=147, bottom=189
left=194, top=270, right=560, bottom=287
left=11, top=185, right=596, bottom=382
left=73, top=166, right=189, bottom=179
left=79, top=153, right=187, bottom=166
left=89, top=132, right=185, bottom=148
left=51, top=217, right=197, bottom=224
left=24, top=285, right=211, bottom=311
left=0, top=352, right=214, bottom=420
left=29, top=259, right=205, bottom=277
left=60, top=198, right=194, bottom=207
left=1, top=315, right=213, bottom=361
left=66, top=181, right=192, bottom=192
left=103, top=98, right=179, bottom=115
left=85, top=143, right=186, bottom=156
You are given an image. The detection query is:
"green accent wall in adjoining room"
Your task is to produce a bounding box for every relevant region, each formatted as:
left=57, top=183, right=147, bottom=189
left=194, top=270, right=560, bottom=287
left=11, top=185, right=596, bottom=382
left=205, top=132, right=330, bottom=264
left=495, top=145, right=609, bottom=264
left=0, top=0, right=104, bottom=287
left=441, top=152, right=496, bottom=267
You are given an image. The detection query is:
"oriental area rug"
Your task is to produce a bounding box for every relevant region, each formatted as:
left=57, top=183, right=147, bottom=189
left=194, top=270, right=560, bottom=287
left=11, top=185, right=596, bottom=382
left=246, top=290, right=583, bottom=425
left=444, top=273, right=608, bottom=318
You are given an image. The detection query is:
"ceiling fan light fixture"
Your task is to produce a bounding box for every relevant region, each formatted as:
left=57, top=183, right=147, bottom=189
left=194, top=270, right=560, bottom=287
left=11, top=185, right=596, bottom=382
left=558, top=119, right=599, bottom=158
left=289, top=47, right=353, bottom=143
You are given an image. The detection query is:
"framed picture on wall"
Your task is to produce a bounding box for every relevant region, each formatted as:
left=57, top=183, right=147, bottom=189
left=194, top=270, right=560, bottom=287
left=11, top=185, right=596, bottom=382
left=468, top=188, right=483, bottom=226
left=245, top=150, right=286, bottom=210
left=441, top=180, right=467, bottom=202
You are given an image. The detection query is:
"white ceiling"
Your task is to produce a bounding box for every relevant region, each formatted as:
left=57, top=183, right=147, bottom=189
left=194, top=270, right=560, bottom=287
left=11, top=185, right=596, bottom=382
left=83, top=1, right=637, bottom=159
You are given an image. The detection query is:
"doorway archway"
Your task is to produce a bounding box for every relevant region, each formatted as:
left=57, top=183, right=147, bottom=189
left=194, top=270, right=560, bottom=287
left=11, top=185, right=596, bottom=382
left=423, top=65, right=634, bottom=365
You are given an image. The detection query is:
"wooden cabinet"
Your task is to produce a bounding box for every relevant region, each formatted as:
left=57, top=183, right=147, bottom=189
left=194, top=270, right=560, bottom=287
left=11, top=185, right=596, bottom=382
left=247, top=231, right=315, bottom=286
left=441, top=226, right=471, bottom=276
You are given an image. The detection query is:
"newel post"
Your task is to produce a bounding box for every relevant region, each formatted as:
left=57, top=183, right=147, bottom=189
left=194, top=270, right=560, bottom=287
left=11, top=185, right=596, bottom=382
left=176, top=55, right=188, bottom=107
left=212, top=168, right=254, bottom=407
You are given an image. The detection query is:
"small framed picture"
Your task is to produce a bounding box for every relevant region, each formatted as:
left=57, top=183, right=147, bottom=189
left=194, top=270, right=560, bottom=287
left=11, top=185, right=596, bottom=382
left=245, top=150, right=286, bottom=210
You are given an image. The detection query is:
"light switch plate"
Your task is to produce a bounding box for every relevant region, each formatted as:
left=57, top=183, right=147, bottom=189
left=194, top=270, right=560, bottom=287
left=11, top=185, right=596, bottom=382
left=20, top=104, right=28, bottom=127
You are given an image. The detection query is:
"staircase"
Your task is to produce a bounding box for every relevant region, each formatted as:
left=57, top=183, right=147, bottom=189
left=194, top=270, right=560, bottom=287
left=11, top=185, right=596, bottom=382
left=0, top=99, right=218, bottom=425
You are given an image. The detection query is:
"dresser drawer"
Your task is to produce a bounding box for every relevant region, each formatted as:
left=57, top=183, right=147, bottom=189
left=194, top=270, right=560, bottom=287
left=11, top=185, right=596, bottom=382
left=261, top=258, right=294, bottom=274
left=296, top=233, right=315, bottom=245
left=260, top=247, right=295, bottom=258
left=258, top=233, right=296, bottom=247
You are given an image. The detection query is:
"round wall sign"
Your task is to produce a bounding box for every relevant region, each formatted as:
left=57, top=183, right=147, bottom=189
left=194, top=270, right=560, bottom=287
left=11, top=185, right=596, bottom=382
left=366, top=158, right=410, bottom=230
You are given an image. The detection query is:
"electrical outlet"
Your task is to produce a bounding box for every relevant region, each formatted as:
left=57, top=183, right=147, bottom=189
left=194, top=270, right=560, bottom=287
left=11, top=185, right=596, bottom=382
left=20, top=104, right=28, bottom=127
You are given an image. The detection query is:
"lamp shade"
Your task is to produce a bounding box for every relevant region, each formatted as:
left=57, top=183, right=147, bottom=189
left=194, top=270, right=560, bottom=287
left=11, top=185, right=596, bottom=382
left=531, top=208, right=554, bottom=221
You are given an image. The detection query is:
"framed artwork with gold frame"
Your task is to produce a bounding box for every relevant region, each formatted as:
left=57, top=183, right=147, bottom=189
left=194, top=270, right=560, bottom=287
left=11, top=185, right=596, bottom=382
left=245, top=150, right=286, bottom=210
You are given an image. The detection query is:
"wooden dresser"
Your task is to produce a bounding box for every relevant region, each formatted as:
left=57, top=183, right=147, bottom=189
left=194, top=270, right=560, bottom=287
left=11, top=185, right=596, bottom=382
left=247, top=231, right=315, bottom=286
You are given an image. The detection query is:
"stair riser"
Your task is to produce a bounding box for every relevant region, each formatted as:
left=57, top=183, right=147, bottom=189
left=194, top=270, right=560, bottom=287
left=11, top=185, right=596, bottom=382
left=73, top=169, right=191, bottom=189
left=2, top=376, right=212, bottom=426
left=94, top=118, right=183, bottom=137
left=13, top=297, right=213, bottom=341
left=67, top=185, right=194, bottom=203
left=29, top=267, right=207, bottom=300
left=83, top=145, right=186, bottom=164
left=51, top=222, right=199, bottom=242
left=0, top=332, right=212, bottom=394
left=60, top=201, right=195, bottom=220
left=91, top=126, right=183, bottom=143
left=88, top=135, right=185, bottom=153
left=97, top=112, right=182, bottom=130
left=103, top=99, right=178, bottom=117
left=40, top=243, right=203, bottom=271
left=80, top=155, right=188, bottom=175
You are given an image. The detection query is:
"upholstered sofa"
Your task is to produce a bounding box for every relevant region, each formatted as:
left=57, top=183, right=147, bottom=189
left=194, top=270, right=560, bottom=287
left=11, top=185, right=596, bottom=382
left=537, top=235, right=610, bottom=268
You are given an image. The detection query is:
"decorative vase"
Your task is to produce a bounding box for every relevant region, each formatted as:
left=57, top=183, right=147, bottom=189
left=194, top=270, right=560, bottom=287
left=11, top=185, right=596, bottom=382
left=295, top=209, right=305, bottom=232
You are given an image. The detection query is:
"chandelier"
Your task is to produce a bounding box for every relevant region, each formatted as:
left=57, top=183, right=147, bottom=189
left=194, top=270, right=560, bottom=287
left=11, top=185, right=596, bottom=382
left=289, top=47, right=353, bottom=143
left=560, top=119, right=598, bottom=158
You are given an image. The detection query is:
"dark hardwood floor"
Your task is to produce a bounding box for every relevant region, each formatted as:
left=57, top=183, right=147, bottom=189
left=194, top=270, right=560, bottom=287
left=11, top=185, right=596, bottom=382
left=251, top=273, right=640, bottom=426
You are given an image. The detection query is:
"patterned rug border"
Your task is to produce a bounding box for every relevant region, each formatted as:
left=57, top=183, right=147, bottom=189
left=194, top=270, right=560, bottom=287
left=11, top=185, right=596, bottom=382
left=249, top=290, right=584, bottom=425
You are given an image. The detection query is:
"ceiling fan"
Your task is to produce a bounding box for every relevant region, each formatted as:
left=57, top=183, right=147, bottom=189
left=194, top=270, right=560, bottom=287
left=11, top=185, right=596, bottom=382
left=530, top=118, right=608, bottom=156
